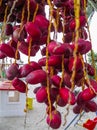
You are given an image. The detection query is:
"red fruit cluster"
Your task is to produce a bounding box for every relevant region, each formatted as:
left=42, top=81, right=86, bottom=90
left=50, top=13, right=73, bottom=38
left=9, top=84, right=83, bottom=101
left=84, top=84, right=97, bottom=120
left=0, top=0, right=97, bottom=129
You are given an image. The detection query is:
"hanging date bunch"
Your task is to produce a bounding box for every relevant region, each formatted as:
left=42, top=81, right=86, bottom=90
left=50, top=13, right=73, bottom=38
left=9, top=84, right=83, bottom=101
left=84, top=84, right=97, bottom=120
left=0, top=0, right=97, bottom=129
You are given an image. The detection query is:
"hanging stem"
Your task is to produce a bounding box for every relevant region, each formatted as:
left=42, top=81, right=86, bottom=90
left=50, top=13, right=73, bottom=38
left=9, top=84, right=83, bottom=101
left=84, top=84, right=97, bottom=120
left=6, top=0, right=18, bottom=24
left=79, top=54, right=97, bottom=95
left=0, top=0, right=2, bottom=6
left=27, top=0, right=30, bottom=22
left=71, top=0, right=80, bottom=91
left=14, top=5, right=25, bottom=64
left=46, top=0, right=54, bottom=120
left=32, top=4, right=39, bottom=22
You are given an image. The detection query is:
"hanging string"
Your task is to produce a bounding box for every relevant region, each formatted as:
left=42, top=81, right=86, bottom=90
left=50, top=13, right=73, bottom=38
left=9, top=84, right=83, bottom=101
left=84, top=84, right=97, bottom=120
left=71, top=0, right=80, bottom=91
left=60, top=8, right=66, bottom=89
left=32, top=4, right=39, bottom=22
left=0, top=0, right=2, bottom=6
left=6, top=0, right=18, bottom=24
left=27, top=0, right=30, bottom=22
left=46, top=0, right=54, bottom=120
left=14, top=5, right=25, bottom=64
left=64, top=0, right=80, bottom=126
left=79, top=54, right=97, bottom=95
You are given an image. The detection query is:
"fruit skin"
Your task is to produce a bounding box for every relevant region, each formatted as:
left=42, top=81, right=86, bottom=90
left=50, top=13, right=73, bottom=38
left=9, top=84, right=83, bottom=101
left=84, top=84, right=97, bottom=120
left=0, top=43, right=15, bottom=58
left=77, top=79, right=97, bottom=105
left=0, top=51, right=6, bottom=59
left=25, top=22, right=42, bottom=41
left=85, top=63, right=95, bottom=76
left=34, top=14, right=49, bottom=31
left=68, top=56, right=83, bottom=72
left=36, top=86, right=47, bottom=103
left=73, top=104, right=82, bottom=114
left=25, top=69, right=47, bottom=84
left=38, top=55, right=62, bottom=67
left=6, top=63, right=20, bottom=80
left=70, top=16, right=86, bottom=31
left=51, top=75, right=62, bottom=88
left=12, top=77, right=26, bottom=93
left=30, top=61, right=42, bottom=70
left=19, top=64, right=34, bottom=77
left=84, top=100, right=97, bottom=112
left=59, top=87, right=76, bottom=105
left=47, top=41, right=72, bottom=57
left=18, top=41, right=38, bottom=56
left=71, top=39, right=92, bottom=54
left=46, top=110, right=61, bottom=129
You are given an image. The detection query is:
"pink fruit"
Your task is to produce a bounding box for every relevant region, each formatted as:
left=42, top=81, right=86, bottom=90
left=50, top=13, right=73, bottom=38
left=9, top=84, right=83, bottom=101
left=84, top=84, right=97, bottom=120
left=71, top=39, right=92, bottom=54
left=74, top=70, right=84, bottom=83
left=46, top=105, right=55, bottom=114
left=85, top=63, right=95, bottom=76
left=64, top=32, right=73, bottom=43
left=50, top=87, right=59, bottom=99
left=19, top=64, right=33, bottom=77
left=59, top=87, right=76, bottom=105
left=25, top=22, right=42, bottom=40
left=48, top=55, right=62, bottom=66
left=12, top=77, right=26, bottom=93
left=84, top=100, right=97, bottom=112
left=73, top=105, right=82, bottom=114
left=26, top=69, right=47, bottom=84
left=68, top=56, right=83, bottom=72
left=34, top=14, right=49, bottom=31
left=30, top=61, right=42, bottom=70
left=57, top=96, right=67, bottom=107
left=47, top=41, right=72, bottom=57
left=27, top=33, right=40, bottom=44
left=13, top=27, right=27, bottom=42
left=0, top=51, right=6, bottom=59
left=70, top=16, right=86, bottom=31
left=89, top=79, right=97, bottom=92
left=47, top=41, right=57, bottom=54
left=8, top=40, right=17, bottom=49
left=6, top=63, right=20, bottom=80
left=38, top=57, right=46, bottom=66
left=46, top=110, right=61, bottom=129
left=77, top=79, right=97, bottom=103
left=0, top=43, right=15, bottom=58
left=51, top=75, right=62, bottom=88
left=36, top=86, right=47, bottom=103
left=38, top=55, right=62, bottom=67
left=18, top=41, right=37, bottom=56
left=77, top=89, right=94, bottom=103
left=45, top=95, right=56, bottom=106
left=64, top=73, right=71, bottom=88
left=78, top=39, right=92, bottom=54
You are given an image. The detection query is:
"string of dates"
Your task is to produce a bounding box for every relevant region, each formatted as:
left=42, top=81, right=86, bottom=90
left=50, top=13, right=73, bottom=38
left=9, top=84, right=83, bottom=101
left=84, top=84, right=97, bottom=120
left=0, top=0, right=97, bottom=129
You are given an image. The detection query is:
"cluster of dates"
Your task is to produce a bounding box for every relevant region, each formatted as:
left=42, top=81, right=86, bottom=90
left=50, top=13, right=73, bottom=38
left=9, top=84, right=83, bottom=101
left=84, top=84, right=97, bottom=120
left=0, top=0, right=97, bottom=129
